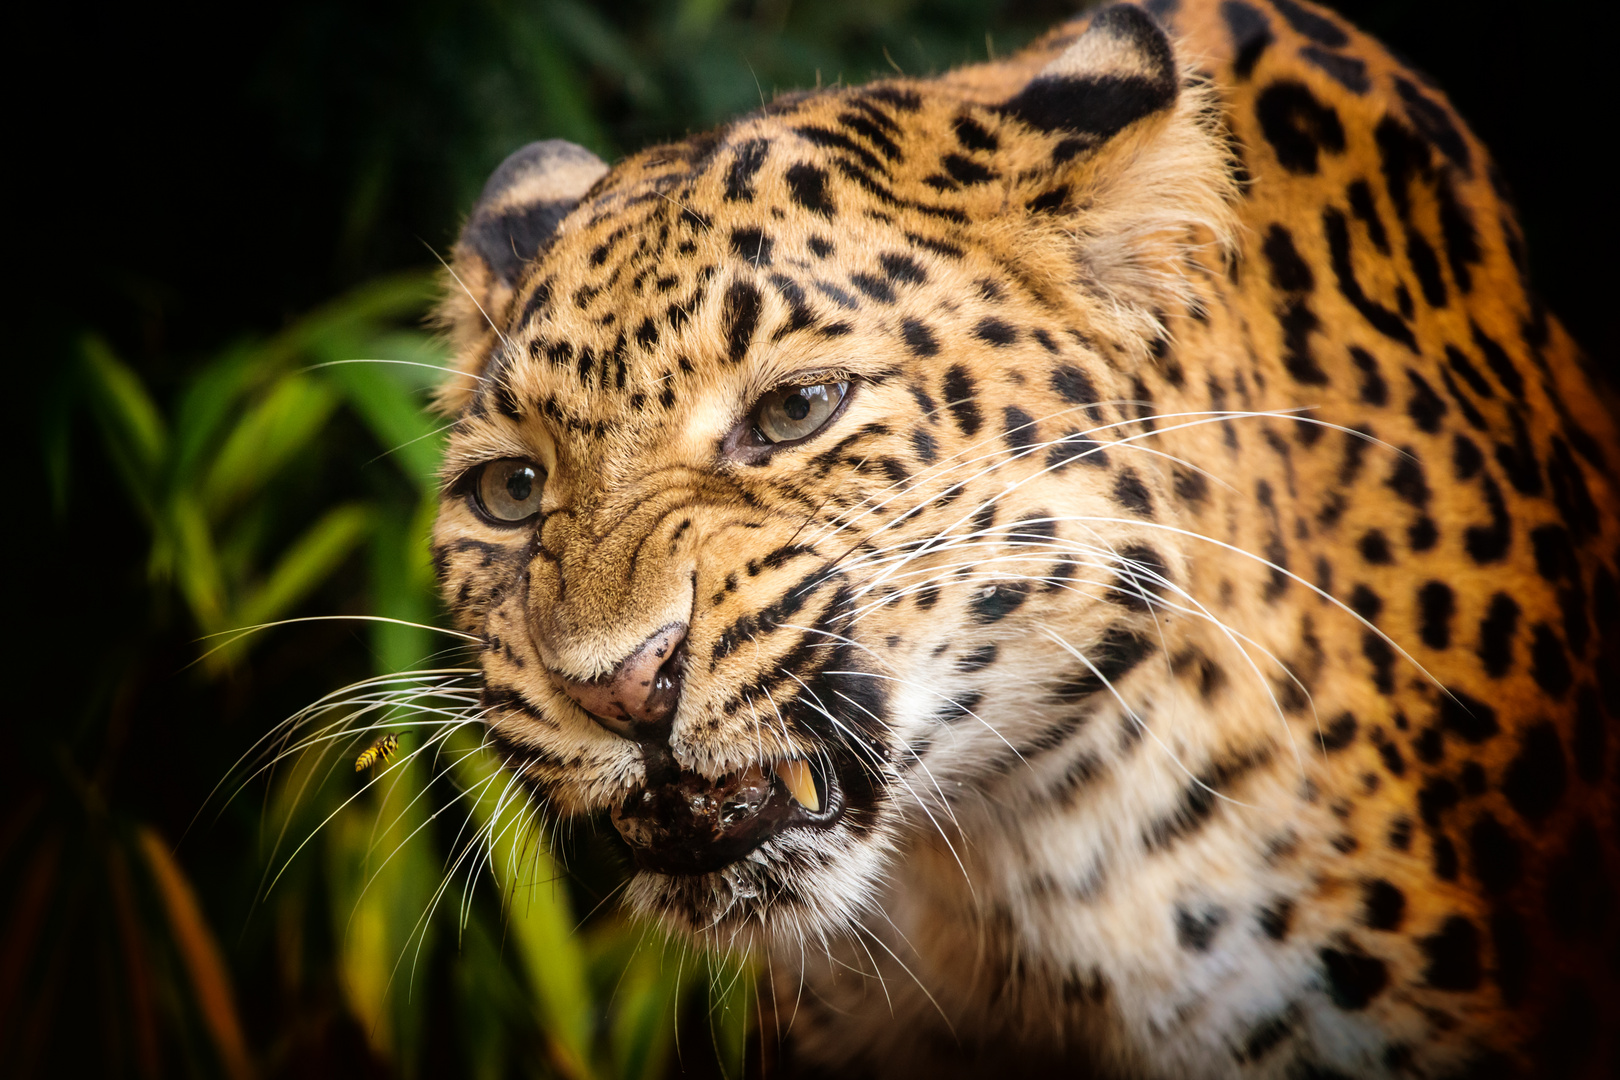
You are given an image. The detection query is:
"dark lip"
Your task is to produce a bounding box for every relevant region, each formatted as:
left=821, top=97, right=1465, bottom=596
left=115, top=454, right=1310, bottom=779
left=610, top=750, right=842, bottom=875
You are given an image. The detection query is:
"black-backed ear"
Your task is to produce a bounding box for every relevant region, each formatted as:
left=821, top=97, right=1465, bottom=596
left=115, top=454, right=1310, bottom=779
left=997, top=5, right=1236, bottom=359
left=999, top=5, right=1178, bottom=141
left=441, top=139, right=608, bottom=358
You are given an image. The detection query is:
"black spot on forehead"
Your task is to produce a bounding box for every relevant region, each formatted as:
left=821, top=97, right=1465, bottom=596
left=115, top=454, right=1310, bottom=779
left=1263, top=225, right=1314, bottom=292
left=1301, top=46, right=1368, bottom=94
left=879, top=252, right=926, bottom=286
left=1271, top=0, right=1348, bottom=47
left=850, top=272, right=896, bottom=303
left=1051, top=363, right=1099, bottom=405
left=942, top=153, right=994, bottom=186
left=1222, top=0, right=1272, bottom=79
left=974, top=317, right=1018, bottom=346
left=1004, top=406, right=1037, bottom=452
left=1256, top=80, right=1345, bottom=174
left=730, top=227, right=774, bottom=267
left=902, top=319, right=939, bottom=357
left=722, top=280, right=763, bottom=363
left=785, top=162, right=835, bottom=219
left=1418, top=582, right=1454, bottom=649
left=1476, top=591, right=1519, bottom=677
left=724, top=137, right=770, bottom=202
left=952, top=114, right=998, bottom=152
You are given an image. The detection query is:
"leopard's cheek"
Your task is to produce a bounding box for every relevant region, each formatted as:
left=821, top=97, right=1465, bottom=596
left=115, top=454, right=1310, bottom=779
left=430, top=502, right=533, bottom=634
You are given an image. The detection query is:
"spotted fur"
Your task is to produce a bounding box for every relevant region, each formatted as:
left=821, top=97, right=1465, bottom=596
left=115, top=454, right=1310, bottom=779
left=430, top=2, right=1619, bottom=1075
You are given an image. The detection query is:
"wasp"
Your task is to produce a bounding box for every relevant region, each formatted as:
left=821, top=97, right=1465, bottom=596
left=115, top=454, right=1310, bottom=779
left=354, top=733, right=400, bottom=772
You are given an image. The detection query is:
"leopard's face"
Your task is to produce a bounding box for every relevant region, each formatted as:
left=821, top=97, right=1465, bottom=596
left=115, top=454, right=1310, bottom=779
left=432, top=6, right=1233, bottom=940
left=412, top=0, right=1620, bottom=1072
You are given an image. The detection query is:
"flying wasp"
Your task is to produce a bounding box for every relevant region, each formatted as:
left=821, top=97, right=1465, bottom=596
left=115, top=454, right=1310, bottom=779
left=354, top=733, right=400, bottom=772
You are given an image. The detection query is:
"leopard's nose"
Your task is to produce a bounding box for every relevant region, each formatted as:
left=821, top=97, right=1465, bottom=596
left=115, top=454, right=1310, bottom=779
left=549, top=623, right=688, bottom=741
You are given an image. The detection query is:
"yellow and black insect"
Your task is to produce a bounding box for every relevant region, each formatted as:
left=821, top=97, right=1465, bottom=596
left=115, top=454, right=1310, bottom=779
left=354, top=733, right=400, bottom=772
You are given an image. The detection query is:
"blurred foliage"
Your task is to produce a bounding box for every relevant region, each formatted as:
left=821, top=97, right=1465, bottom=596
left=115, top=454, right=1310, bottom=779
left=16, top=276, right=758, bottom=1078
left=7, top=0, right=1601, bottom=1077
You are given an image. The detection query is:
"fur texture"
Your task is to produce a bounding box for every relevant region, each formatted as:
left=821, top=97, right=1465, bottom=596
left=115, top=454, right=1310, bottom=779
left=428, top=2, right=1619, bottom=1075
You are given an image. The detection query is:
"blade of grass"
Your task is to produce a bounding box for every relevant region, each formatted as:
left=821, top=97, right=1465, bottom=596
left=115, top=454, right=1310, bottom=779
left=201, top=374, right=339, bottom=514
left=453, top=736, right=597, bottom=1080
left=230, top=503, right=373, bottom=635
left=79, top=336, right=168, bottom=517
left=322, top=343, right=446, bottom=495
left=168, top=493, right=229, bottom=634
left=248, top=271, right=439, bottom=376
left=136, top=828, right=253, bottom=1080
left=107, top=843, right=162, bottom=1078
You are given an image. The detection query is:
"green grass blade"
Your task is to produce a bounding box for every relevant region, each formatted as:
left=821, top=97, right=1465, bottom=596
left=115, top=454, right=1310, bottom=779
left=232, top=503, right=372, bottom=633
left=201, top=374, right=339, bottom=514
left=79, top=335, right=168, bottom=514
left=453, top=737, right=598, bottom=1080
left=167, top=494, right=228, bottom=633
left=321, top=341, right=446, bottom=495
left=251, top=271, right=439, bottom=376
left=367, top=498, right=440, bottom=676
left=169, top=343, right=261, bottom=490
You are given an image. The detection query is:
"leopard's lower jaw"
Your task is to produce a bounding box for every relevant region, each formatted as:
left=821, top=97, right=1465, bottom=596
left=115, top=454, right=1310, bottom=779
left=609, top=752, right=842, bottom=876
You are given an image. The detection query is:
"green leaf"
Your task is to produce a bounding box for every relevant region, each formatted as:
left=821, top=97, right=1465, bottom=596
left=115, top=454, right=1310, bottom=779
left=603, top=933, right=685, bottom=1080
left=167, top=494, right=228, bottom=633
left=324, top=753, right=439, bottom=1067
left=168, top=342, right=261, bottom=491
left=232, top=503, right=372, bottom=633
left=452, top=734, right=597, bottom=1080
left=706, top=950, right=755, bottom=1080
left=249, top=271, right=439, bottom=378
left=320, top=340, right=446, bottom=495
left=367, top=498, right=439, bottom=676
left=675, top=0, right=732, bottom=37
left=79, top=335, right=168, bottom=515
left=201, top=374, right=339, bottom=515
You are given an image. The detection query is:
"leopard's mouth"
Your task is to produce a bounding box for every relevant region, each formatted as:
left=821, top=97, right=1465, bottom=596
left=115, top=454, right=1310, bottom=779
left=610, top=751, right=842, bottom=875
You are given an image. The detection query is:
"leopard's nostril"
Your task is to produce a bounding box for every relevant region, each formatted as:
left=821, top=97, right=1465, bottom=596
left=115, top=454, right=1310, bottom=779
left=550, top=623, right=688, bottom=741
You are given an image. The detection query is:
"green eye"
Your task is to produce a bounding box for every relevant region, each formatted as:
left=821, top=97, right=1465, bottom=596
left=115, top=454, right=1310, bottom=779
left=753, top=382, right=848, bottom=444
left=475, top=459, right=544, bottom=523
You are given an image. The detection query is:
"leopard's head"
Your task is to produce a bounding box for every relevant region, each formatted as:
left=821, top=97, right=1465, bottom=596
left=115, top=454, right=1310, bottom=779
left=431, top=5, right=1235, bottom=943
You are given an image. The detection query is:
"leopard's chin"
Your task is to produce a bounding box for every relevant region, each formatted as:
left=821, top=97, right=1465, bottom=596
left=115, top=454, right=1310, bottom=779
left=612, top=746, right=896, bottom=940
left=609, top=748, right=842, bottom=876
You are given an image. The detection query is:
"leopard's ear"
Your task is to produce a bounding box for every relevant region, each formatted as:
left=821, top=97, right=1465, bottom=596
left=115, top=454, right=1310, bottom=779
left=438, top=140, right=608, bottom=391
left=999, top=5, right=1236, bottom=357
left=1000, top=4, right=1178, bottom=142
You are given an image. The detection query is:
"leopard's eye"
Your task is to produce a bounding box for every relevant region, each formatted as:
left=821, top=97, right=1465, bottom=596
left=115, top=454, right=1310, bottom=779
left=474, top=459, right=544, bottom=523
left=753, top=381, right=848, bottom=445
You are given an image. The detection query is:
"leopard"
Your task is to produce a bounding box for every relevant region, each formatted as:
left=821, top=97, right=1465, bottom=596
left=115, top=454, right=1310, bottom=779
left=427, top=0, right=1619, bottom=1075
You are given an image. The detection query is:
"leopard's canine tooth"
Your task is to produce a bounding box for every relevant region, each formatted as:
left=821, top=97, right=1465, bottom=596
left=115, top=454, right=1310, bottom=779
left=773, top=759, right=820, bottom=813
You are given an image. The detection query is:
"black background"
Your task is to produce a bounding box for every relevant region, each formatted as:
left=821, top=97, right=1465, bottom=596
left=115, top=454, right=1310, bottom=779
left=16, top=0, right=1614, bottom=385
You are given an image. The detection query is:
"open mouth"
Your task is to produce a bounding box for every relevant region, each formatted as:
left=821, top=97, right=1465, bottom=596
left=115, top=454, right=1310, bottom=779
left=610, top=752, right=841, bottom=875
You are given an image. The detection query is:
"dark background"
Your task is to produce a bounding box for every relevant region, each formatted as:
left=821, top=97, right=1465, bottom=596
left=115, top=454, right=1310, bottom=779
left=18, top=0, right=1612, bottom=378
left=9, top=1, right=1613, bottom=1077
